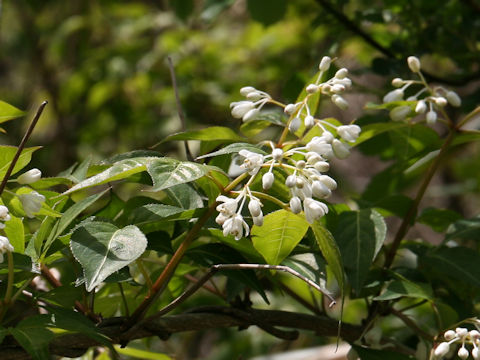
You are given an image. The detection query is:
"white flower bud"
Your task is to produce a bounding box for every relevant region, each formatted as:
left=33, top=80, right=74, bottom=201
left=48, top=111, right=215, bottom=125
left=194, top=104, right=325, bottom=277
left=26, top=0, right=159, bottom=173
left=470, top=330, right=480, bottom=339
left=285, top=175, right=297, bottom=188
left=456, top=327, right=469, bottom=337
left=473, top=347, right=480, bottom=360
left=331, top=84, right=345, bottom=93
left=0, top=236, right=14, bottom=263
left=446, top=91, right=461, bottom=107
left=319, top=56, right=331, bottom=72
left=242, top=108, right=259, bottom=122
left=335, top=78, right=352, bottom=88
left=458, top=347, right=469, bottom=360
left=262, top=172, right=274, bottom=190
left=407, top=56, right=421, bottom=73
left=337, top=124, right=361, bottom=142
left=17, top=168, right=42, bottom=184
left=271, top=148, right=283, bottom=161
left=0, top=205, right=10, bottom=222
left=303, top=198, right=328, bottom=223
left=306, top=84, right=319, bottom=94
left=216, top=195, right=238, bottom=216
left=304, top=115, right=315, bottom=128
left=332, top=139, right=350, bottom=159
left=288, top=117, right=302, bottom=133
left=240, top=86, right=256, bottom=96
left=289, top=196, right=302, bottom=214
left=296, top=177, right=305, bottom=189
left=319, top=175, right=337, bottom=190
left=392, top=78, right=404, bottom=87
left=215, top=213, right=228, bottom=226
left=415, top=100, right=427, bottom=114
left=253, top=213, right=263, bottom=226
left=434, top=97, right=448, bottom=107
left=332, top=94, right=349, bottom=110
left=390, top=105, right=411, bottom=121
left=248, top=199, right=262, bottom=218
left=306, top=152, right=322, bottom=164
left=383, top=89, right=404, bottom=103
left=335, top=68, right=348, bottom=79
left=321, top=131, right=334, bottom=143
left=246, top=91, right=264, bottom=101
left=284, top=103, right=297, bottom=115
left=296, top=160, right=306, bottom=169
left=314, top=161, right=330, bottom=172
left=426, top=110, right=437, bottom=125
left=231, top=101, right=254, bottom=118
left=19, top=191, right=45, bottom=218
left=434, top=342, right=450, bottom=357
left=312, top=180, right=331, bottom=198
left=444, top=330, right=456, bottom=341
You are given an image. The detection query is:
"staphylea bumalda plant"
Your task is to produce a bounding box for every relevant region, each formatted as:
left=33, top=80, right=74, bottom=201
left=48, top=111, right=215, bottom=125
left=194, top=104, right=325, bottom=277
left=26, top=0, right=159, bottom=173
left=0, top=56, right=480, bottom=360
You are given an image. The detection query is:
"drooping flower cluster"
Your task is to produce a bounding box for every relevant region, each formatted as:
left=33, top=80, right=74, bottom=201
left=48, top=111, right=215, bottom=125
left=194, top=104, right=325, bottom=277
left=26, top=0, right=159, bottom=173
left=434, top=327, right=480, bottom=359
left=383, top=56, right=461, bottom=124
left=215, top=57, right=360, bottom=240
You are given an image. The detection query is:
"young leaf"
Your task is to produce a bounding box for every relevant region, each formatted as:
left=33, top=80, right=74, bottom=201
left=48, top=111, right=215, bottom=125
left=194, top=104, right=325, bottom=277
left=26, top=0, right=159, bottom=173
left=334, top=209, right=386, bottom=294
left=3, top=214, right=25, bottom=253
left=251, top=209, right=309, bottom=265
left=0, top=146, right=41, bottom=180
left=0, top=100, right=26, bottom=124
left=70, top=221, right=147, bottom=292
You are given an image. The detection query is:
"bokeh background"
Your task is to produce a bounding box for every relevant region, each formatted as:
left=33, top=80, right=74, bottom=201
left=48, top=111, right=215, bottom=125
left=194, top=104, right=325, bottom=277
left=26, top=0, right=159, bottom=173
left=1, top=1, right=479, bottom=358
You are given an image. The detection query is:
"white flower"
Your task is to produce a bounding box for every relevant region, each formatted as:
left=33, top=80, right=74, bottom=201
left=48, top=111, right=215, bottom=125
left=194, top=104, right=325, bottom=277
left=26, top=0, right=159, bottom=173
left=306, top=137, right=333, bottom=156
left=444, top=330, right=456, bottom=341
left=285, top=174, right=296, bottom=188
left=332, top=139, right=350, bottom=159
left=262, top=172, right=274, bottom=190
left=17, top=168, right=42, bottom=184
left=304, top=115, right=315, bottom=128
left=306, top=84, right=319, bottom=94
left=248, top=199, right=262, bottom=218
left=407, top=56, right=421, bottom=73
left=0, top=205, right=10, bottom=222
left=312, top=180, right=331, bottom=199
left=222, top=214, right=249, bottom=240
left=19, top=191, right=45, bottom=218
left=288, top=117, right=301, bottom=133
left=0, top=236, right=14, bottom=263
left=331, top=94, right=349, bottom=110
left=216, top=195, right=238, bottom=217
left=252, top=213, right=263, bottom=226
left=303, top=198, right=328, bottom=223
left=240, top=86, right=256, bottom=96
left=231, top=101, right=254, bottom=119
left=434, top=97, right=448, bottom=107
left=271, top=148, right=283, bottom=161
left=337, top=125, right=361, bottom=143
left=446, top=91, right=461, bottom=107
left=415, top=100, right=427, bottom=114
left=458, top=346, right=469, bottom=360
left=335, top=68, right=348, bottom=79
left=392, top=78, right=404, bottom=87
left=426, top=110, right=437, bottom=125
left=318, top=175, right=337, bottom=190
left=434, top=342, right=450, bottom=357
left=239, top=150, right=264, bottom=175
left=383, top=89, right=404, bottom=103
left=284, top=103, right=297, bottom=115
left=242, top=108, right=259, bottom=122
left=319, top=56, right=331, bottom=72
left=473, top=347, right=480, bottom=360
left=289, top=196, right=302, bottom=214
left=313, top=161, right=330, bottom=172
left=246, top=91, right=264, bottom=101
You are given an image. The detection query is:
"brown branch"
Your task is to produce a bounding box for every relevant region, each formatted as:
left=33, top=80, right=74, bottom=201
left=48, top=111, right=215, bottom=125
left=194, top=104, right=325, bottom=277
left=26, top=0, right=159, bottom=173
left=0, top=307, right=363, bottom=360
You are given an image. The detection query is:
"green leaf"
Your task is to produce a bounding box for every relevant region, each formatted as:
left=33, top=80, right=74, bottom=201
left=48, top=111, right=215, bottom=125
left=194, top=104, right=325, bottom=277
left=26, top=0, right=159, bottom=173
left=446, top=217, right=480, bottom=241
left=70, top=221, right=147, bottom=292
left=170, top=0, right=194, bottom=20
left=417, top=208, right=463, bottom=233
left=420, top=246, right=480, bottom=288
left=3, top=214, right=25, bottom=253
left=115, top=345, right=172, bottom=360
left=163, top=183, right=204, bottom=209
left=0, top=146, right=41, bottom=180
left=161, top=126, right=244, bottom=143
left=0, top=100, right=26, bottom=124
left=247, top=0, right=287, bottom=26
left=128, top=204, right=185, bottom=226
left=374, top=279, right=433, bottom=301
left=251, top=209, right=309, bottom=265
left=10, top=316, right=54, bottom=360
left=354, top=122, right=409, bottom=146
left=335, top=209, right=386, bottom=293
left=63, top=157, right=152, bottom=195
left=311, top=221, right=344, bottom=291
left=196, top=142, right=267, bottom=159
left=147, top=158, right=211, bottom=192
left=282, top=253, right=326, bottom=285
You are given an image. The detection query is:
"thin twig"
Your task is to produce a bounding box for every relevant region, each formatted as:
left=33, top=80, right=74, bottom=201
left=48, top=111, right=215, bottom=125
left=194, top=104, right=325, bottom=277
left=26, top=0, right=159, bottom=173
left=167, top=56, right=193, bottom=161
left=118, top=283, right=130, bottom=317
left=0, top=101, right=47, bottom=196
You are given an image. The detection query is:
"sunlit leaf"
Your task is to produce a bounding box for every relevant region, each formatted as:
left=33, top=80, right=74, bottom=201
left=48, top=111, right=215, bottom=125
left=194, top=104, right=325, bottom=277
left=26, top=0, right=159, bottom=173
left=0, top=100, right=26, bottom=124
left=0, top=146, right=42, bottom=180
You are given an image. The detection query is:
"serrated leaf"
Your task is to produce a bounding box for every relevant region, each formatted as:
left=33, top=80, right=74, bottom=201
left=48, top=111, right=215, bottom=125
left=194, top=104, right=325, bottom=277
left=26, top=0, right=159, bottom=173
left=420, top=246, right=480, bottom=288
left=161, top=126, right=244, bottom=143
left=147, top=159, right=210, bottom=192
left=0, top=146, right=41, bottom=180
left=335, top=209, right=386, bottom=293
left=196, top=142, right=267, bottom=159
left=63, top=157, right=152, bottom=195
left=311, top=221, right=344, bottom=291
left=0, top=100, right=26, bottom=124
left=70, top=222, right=147, bottom=292
left=251, top=209, right=309, bottom=265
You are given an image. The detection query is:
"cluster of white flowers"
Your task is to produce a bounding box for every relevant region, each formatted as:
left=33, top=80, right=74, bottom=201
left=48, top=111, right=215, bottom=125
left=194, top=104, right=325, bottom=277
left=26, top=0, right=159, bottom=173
left=383, top=56, right=461, bottom=124
left=435, top=327, right=480, bottom=359
left=0, top=235, right=14, bottom=263
left=216, top=57, right=360, bottom=240
left=0, top=205, right=11, bottom=229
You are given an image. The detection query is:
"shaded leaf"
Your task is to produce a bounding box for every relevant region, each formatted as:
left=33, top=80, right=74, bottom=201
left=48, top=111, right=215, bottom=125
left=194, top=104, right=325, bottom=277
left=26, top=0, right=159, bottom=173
left=251, top=209, right=309, bottom=265
left=446, top=216, right=480, bottom=241
left=196, top=142, right=266, bottom=159
left=353, top=345, right=415, bottom=360
left=418, top=208, right=463, bottom=233
left=374, top=279, right=433, bottom=301
left=161, top=126, right=244, bottom=143
left=10, top=316, right=54, bottom=360
left=247, top=0, right=287, bottom=26
left=70, top=221, right=147, bottom=292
